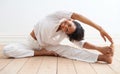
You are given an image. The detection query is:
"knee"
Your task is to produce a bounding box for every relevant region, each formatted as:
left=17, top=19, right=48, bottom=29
left=3, top=44, right=18, bottom=58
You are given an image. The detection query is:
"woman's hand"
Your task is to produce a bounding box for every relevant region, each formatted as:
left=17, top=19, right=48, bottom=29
left=99, top=28, right=113, bottom=44
left=71, top=12, right=114, bottom=44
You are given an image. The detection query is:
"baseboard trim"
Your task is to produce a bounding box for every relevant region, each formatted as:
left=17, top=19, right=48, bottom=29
left=0, top=35, right=27, bottom=45
left=0, top=35, right=119, bottom=45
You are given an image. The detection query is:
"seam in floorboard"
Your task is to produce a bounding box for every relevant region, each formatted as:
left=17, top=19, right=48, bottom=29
left=0, top=59, right=14, bottom=71
left=72, top=60, right=77, bottom=74
left=107, top=64, right=117, bottom=74
left=36, top=56, right=44, bottom=74
left=89, top=63, right=97, bottom=74
left=56, top=56, right=58, bottom=74
left=108, top=58, right=120, bottom=74
left=17, top=58, right=30, bottom=74
left=108, top=65, right=117, bottom=74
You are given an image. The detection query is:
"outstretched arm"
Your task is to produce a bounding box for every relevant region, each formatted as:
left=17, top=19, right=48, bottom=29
left=71, top=12, right=113, bottom=44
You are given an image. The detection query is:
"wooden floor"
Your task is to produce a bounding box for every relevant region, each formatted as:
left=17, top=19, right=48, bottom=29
left=0, top=45, right=120, bottom=74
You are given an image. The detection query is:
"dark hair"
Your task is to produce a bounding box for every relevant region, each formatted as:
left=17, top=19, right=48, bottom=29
left=67, top=20, right=84, bottom=41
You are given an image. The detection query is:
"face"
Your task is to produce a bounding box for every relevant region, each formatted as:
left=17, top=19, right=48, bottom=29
left=60, top=19, right=76, bottom=34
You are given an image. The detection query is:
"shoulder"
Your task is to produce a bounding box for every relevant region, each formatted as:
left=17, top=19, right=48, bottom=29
left=47, top=10, right=74, bottom=19
left=54, top=10, right=73, bottom=15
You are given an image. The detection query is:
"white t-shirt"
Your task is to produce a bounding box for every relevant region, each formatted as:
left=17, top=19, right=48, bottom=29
left=34, top=11, right=73, bottom=47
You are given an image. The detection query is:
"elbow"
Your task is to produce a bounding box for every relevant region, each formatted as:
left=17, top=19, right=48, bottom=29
left=71, top=12, right=80, bottom=20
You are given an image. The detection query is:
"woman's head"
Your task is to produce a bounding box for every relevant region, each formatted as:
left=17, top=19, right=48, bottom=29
left=60, top=19, right=76, bottom=34
left=68, top=20, right=84, bottom=41
left=60, top=19, right=84, bottom=41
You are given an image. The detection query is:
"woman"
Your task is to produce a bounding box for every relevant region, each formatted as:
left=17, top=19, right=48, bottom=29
left=3, top=11, right=114, bottom=64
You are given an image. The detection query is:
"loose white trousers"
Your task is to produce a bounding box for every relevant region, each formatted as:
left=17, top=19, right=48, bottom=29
left=3, top=35, right=99, bottom=63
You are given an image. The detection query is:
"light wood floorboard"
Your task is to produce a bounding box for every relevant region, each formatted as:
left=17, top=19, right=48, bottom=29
left=0, top=45, right=120, bottom=74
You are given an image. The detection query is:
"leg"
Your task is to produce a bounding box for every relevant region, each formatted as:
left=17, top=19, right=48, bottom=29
left=83, top=42, right=114, bottom=56
left=34, top=48, right=59, bottom=56
left=3, top=43, right=34, bottom=58
left=45, top=45, right=99, bottom=63
left=46, top=45, right=113, bottom=64
left=3, top=43, right=58, bottom=58
left=83, top=42, right=113, bottom=64
left=97, top=54, right=112, bottom=64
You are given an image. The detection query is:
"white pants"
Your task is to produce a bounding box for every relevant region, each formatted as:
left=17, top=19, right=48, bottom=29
left=3, top=35, right=99, bottom=63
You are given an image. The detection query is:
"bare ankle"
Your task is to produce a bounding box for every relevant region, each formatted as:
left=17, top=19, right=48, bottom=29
left=98, top=54, right=112, bottom=64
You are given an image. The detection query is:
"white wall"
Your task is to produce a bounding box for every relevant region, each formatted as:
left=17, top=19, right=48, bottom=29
left=0, top=0, right=120, bottom=44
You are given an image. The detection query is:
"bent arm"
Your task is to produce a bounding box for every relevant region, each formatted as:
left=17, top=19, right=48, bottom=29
left=71, top=13, right=102, bottom=31
left=71, top=12, right=113, bottom=44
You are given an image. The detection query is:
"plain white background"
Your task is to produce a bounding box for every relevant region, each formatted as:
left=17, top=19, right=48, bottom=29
left=0, top=0, right=119, bottom=44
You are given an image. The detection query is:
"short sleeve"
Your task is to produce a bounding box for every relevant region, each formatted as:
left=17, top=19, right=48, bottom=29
left=47, top=11, right=73, bottom=20
left=73, top=40, right=86, bottom=48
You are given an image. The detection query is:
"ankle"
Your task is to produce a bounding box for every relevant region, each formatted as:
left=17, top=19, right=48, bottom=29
left=98, top=54, right=112, bottom=64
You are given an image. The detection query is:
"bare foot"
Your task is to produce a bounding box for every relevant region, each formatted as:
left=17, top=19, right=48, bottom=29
left=45, top=50, right=59, bottom=56
left=34, top=49, right=59, bottom=56
left=98, top=46, right=114, bottom=56
left=98, top=54, right=112, bottom=64
left=103, top=54, right=112, bottom=64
